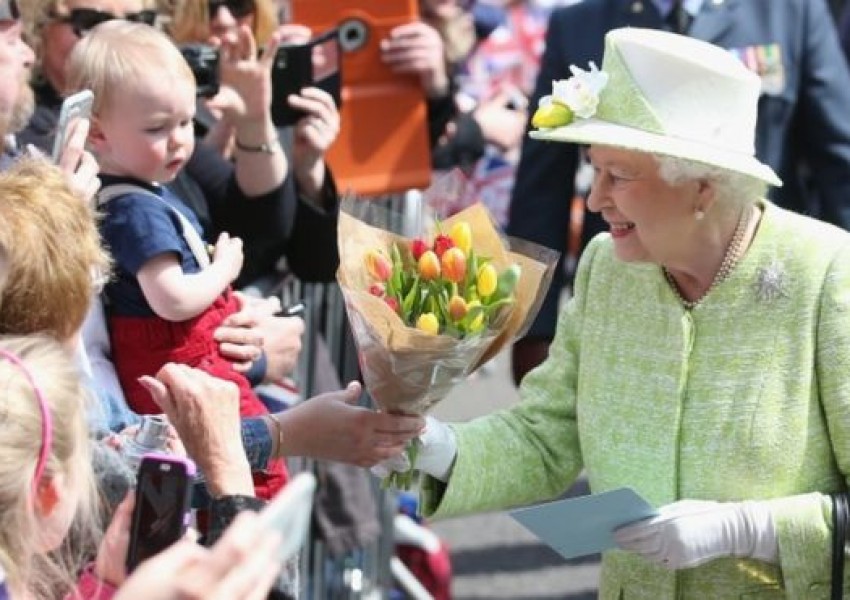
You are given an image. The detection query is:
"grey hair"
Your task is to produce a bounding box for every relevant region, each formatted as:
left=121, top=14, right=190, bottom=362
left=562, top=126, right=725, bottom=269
left=653, top=154, right=767, bottom=213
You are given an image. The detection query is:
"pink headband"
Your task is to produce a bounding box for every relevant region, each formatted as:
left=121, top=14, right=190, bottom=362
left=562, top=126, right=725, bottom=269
left=0, top=349, right=53, bottom=493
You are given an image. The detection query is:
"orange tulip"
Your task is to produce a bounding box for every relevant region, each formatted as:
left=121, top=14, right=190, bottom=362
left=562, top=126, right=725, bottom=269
left=364, top=249, right=392, bottom=282
left=441, top=247, right=467, bottom=283
left=448, top=222, right=472, bottom=255
left=416, top=312, right=440, bottom=335
left=448, top=295, right=468, bottom=321
left=418, top=250, right=441, bottom=281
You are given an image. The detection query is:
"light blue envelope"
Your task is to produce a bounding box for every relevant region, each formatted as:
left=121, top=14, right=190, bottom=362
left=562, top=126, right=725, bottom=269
left=508, top=487, right=657, bottom=560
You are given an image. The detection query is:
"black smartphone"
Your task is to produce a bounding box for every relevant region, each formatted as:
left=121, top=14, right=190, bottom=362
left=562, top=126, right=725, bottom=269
left=126, top=454, right=196, bottom=573
left=271, top=28, right=341, bottom=127
left=180, top=43, right=220, bottom=99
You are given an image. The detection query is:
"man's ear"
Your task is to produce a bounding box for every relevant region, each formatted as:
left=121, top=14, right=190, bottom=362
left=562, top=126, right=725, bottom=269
left=35, top=476, right=60, bottom=518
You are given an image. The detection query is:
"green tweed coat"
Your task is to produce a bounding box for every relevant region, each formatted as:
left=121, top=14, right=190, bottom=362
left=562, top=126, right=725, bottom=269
left=422, top=201, right=850, bottom=599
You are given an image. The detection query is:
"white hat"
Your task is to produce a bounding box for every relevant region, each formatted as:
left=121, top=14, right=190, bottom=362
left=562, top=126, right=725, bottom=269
left=530, top=28, right=782, bottom=186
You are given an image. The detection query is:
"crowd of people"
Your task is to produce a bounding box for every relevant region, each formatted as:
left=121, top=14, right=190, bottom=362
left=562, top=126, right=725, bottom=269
left=1, top=0, right=850, bottom=598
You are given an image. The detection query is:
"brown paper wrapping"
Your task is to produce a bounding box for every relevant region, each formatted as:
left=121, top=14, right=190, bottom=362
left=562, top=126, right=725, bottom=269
left=338, top=200, right=559, bottom=415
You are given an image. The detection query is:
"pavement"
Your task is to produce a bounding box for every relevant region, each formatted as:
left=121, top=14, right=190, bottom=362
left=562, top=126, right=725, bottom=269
left=425, top=351, right=601, bottom=599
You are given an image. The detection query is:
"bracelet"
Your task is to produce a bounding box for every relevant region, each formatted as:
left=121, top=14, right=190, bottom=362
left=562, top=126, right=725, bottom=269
left=266, top=414, right=284, bottom=458
left=234, top=137, right=281, bottom=154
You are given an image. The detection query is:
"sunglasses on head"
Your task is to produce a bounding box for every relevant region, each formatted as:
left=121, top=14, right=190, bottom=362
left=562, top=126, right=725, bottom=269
left=207, top=0, right=256, bottom=19
left=55, top=8, right=157, bottom=37
left=0, top=0, right=19, bottom=21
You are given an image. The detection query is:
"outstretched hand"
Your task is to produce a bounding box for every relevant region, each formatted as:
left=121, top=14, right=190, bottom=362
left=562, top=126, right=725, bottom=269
left=277, top=381, right=425, bottom=467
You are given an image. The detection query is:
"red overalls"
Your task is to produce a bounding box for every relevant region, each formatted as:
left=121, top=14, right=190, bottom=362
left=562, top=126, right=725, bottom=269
left=109, top=289, right=287, bottom=500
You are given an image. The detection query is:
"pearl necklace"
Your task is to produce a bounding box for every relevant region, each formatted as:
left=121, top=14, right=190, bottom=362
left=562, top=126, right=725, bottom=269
left=664, top=206, right=753, bottom=310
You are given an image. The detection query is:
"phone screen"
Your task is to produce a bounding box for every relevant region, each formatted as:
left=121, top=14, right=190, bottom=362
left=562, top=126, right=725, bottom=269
left=126, top=456, right=194, bottom=572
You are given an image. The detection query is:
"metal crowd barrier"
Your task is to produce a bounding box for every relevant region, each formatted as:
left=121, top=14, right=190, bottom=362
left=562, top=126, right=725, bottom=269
left=266, top=192, right=429, bottom=599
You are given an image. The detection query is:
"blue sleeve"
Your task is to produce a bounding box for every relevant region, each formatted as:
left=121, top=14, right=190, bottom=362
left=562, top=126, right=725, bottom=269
left=100, top=193, right=186, bottom=275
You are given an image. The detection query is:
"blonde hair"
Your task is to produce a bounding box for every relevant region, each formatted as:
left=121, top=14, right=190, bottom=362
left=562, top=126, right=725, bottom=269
left=0, top=158, right=110, bottom=341
left=169, top=0, right=278, bottom=46
left=65, top=19, right=194, bottom=116
left=0, top=335, right=101, bottom=599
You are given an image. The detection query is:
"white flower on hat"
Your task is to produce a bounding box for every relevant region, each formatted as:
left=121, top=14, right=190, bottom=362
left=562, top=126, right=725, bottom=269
left=554, top=62, right=609, bottom=118
left=533, top=62, right=609, bottom=129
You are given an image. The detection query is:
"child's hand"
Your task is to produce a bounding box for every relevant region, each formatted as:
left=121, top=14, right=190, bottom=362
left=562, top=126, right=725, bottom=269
left=212, top=232, right=244, bottom=283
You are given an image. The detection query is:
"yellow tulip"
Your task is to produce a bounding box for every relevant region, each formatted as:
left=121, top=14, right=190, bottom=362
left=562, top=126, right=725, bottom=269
left=448, top=222, right=472, bottom=255
left=441, top=247, right=467, bottom=283
left=416, top=312, right=440, bottom=335
left=477, top=263, right=497, bottom=297
left=418, top=250, right=441, bottom=281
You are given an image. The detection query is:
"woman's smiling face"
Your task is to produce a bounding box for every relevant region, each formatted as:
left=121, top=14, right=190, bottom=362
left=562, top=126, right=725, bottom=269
left=585, top=145, right=699, bottom=265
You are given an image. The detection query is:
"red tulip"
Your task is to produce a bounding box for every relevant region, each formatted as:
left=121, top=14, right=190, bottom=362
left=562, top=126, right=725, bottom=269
left=410, top=238, right=429, bottom=261
left=368, top=283, right=385, bottom=297
left=433, top=234, right=454, bottom=258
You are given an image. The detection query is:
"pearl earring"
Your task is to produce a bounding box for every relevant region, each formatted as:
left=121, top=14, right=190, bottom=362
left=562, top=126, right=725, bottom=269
left=694, top=209, right=705, bottom=221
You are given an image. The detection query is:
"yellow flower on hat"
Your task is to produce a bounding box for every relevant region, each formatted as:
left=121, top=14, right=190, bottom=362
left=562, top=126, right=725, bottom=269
left=532, top=61, right=609, bottom=129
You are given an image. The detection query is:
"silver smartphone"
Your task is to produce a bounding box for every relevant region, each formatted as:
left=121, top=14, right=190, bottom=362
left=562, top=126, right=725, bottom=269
left=51, top=89, right=94, bottom=163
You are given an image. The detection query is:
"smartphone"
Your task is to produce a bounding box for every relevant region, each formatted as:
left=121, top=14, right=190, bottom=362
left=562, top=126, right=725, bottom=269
left=289, top=0, right=431, bottom=196
left=180, top=43, right=220, bottom=99
left=271, top=28, right=341, bottom=127
left=126, top=454, right=196, bottom=573
left=257, top=471, right=317, bottom=564
left=51, top=89, right=94, bottom=163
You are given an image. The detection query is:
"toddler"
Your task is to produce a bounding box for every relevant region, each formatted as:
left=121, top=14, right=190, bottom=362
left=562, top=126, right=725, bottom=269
left=65, top=21, right=286, bottom=500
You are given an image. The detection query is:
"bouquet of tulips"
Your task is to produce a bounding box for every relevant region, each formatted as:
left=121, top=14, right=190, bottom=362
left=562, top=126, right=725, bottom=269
left=337, top=176, right=559, bottom=488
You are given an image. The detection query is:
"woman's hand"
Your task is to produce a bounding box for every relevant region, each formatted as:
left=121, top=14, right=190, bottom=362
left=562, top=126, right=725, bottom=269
left=55, top=117, right=101, bottom=203
left=94, top=492, right=135, bottom=587
left=290, top=86, right=340, bottom=198
left=371, top=415, right=455, bottom=480
left=279, top=381, right=426, bottom=466
left=614, top=499, right=777, bottom=569
left=381, top=21, right=449, bottom=98
left=114, top=511, right=281, bottom=600
left=139, top=364, right=253, bottom=497
left=214, top=293, right=304, bottom=379
left=213, top=25, right=281, bottom=125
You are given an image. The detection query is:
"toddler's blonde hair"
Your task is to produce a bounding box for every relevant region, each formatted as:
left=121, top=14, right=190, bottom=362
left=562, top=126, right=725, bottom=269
left=65, top=19, right=195, bottom=116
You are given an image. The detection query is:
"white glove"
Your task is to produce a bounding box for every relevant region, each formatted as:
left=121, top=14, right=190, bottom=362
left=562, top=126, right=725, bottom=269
left=614, top=499, right=777, bottom=570
left=371, top=416, right=457, bottom=482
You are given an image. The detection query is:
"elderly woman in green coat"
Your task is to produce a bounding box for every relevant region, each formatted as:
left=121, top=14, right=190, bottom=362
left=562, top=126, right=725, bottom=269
left=378, top=27, right=850, bottom=598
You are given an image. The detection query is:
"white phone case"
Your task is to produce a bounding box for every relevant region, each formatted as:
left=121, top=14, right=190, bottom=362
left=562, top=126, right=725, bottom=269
left=52, top=89, right=94, bottom=163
